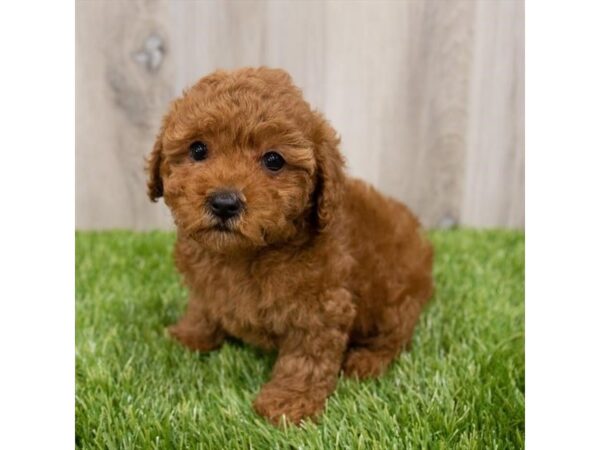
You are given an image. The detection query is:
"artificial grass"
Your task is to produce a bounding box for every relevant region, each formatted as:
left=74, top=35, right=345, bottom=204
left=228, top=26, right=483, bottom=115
left=75, top=229, right=524, bottom=449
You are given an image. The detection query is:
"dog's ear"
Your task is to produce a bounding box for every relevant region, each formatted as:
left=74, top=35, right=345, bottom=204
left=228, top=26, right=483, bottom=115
left=146, top=123, right=165, bottom=202
left=312, top=116, right=345, bottom=232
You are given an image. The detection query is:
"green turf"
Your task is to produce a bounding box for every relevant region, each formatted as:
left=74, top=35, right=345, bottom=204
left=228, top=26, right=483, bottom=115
left=75, top=229, right=524, bottom=449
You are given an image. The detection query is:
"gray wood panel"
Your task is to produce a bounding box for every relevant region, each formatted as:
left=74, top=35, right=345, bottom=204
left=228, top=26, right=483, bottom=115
left=462, top=0, right=525, bottom=227
left=76, top=0, right=524, bottom=229
left=76, top=0, right=174, bottom=229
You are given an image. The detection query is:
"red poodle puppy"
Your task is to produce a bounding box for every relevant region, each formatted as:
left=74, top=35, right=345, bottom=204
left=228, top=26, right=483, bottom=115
left=147, top=67, right=434, bottom=424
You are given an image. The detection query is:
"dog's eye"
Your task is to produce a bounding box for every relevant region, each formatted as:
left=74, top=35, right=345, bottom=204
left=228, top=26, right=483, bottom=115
left=189, top=141, right=208, bottom=161
left=262, top=151, right=285, bottom=171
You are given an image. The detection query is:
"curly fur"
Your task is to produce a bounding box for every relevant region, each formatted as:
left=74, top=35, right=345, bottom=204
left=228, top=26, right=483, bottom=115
left=146, top=67, right=434, bottom=424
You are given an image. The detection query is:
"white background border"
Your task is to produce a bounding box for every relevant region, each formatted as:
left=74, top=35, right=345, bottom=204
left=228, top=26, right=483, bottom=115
left=527, top=0, right=600, bottom=448
left=0, top=1, right=74, bottom=449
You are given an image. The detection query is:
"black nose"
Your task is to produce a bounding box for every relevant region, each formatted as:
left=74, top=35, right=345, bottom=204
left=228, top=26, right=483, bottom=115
left=208, top=191, right=243, bottom=220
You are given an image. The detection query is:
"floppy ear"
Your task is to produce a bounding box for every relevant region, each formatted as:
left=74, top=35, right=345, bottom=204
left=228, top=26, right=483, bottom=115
left=312, top=116, right=346, bottom=232
left=146, top=125, right=165, bottom=202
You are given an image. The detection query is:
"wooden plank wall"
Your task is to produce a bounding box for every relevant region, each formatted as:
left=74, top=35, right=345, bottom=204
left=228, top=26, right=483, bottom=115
left=76, top=0, right=524, bottom=230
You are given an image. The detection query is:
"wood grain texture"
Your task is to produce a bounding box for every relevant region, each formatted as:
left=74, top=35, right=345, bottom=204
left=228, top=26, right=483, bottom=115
left=461, top=0, right=525, bottom=227
left=76, top=0, right=524, bottom=229
left=76, top=0, right=174, bottom=229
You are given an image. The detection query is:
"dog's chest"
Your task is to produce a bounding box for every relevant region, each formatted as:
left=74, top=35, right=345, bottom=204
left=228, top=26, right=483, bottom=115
left=192, top=259, right=299, bottom=350
left=178, top=240, right=337, bottom=351
left=216, top=276, right=280, bottom=349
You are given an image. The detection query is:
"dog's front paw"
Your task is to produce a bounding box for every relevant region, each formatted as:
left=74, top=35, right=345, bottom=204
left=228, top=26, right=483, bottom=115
left=342, top=348, right=392, bottom=379
left=253, top=383, right=326, bottom=425
left=167, top=321, right=223, bottom=352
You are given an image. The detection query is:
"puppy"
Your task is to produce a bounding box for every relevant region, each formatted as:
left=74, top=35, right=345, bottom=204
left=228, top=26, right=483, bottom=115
left=147, top=67, right=433, bottom=424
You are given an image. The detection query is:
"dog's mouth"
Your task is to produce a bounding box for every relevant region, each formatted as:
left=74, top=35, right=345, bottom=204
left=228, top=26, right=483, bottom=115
left=188, top=221, right=235, bottom=237
left=206, top=220, right=242, bottom=236
left=187, top=219, right=269, bottom=251
left=213, top=222, right=232, bottom=232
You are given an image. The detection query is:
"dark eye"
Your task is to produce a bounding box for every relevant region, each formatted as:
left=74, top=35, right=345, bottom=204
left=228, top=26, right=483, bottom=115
left=262, top=151, right=285, bottom=172
left=189, top=141, right=208, bottom=161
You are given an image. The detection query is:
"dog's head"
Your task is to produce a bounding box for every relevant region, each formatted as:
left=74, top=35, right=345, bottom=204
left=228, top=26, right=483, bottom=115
left=147, top=67, right=344, bottom=252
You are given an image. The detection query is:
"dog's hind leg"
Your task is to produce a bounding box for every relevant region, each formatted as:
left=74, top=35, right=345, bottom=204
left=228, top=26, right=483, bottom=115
left=342, top=297, right=423, bottom=379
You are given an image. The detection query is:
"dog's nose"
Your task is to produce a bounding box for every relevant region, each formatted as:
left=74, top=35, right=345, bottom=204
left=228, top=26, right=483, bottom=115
left=208, top=191, right=243, bottom=220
